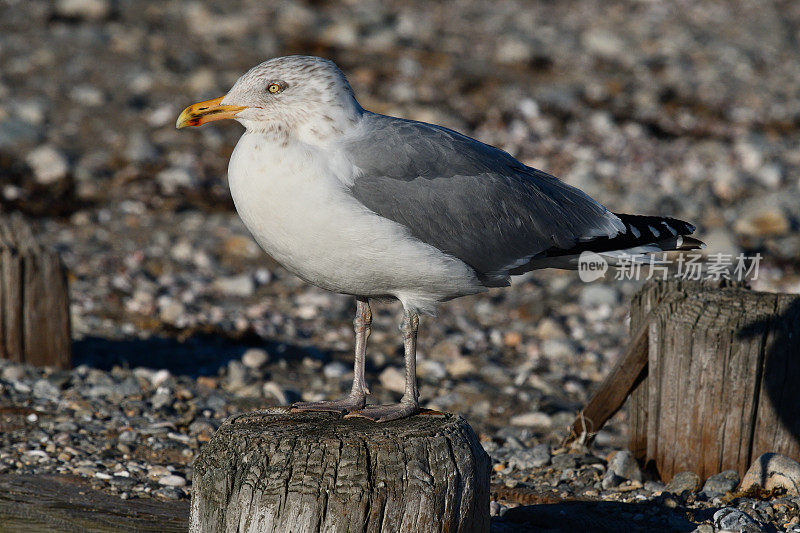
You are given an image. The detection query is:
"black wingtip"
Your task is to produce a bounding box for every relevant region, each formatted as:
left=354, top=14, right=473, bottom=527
left=676, top=235, right=705, bottom=251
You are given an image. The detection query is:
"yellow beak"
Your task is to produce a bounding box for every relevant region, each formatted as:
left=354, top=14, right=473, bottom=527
left=175, top=96, right=247, bottom=128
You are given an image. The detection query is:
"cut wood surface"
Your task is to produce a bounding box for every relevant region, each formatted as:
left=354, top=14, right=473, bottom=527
left=628, top=280, right=800, bottom=481
left=0, top=212, right=71, bottom=369
left=0, top=474, right=189, bottom=532
left=191, top=408, right=490, bottom=533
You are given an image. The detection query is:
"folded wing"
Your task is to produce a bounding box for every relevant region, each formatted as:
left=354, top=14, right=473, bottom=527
left=344, top=114, right=626, bottom=284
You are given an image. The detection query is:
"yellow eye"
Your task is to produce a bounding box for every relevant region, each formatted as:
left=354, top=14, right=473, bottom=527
left=267, top=83, right=282, bottom=94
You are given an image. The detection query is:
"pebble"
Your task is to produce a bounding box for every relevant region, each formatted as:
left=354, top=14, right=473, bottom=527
left=506, top=443, right=551, bottom=470
left=25, top=145, right=69, bottom=185
left=445, top=356, right=477, bottom=378
left=156, top=167, right=194, bottom=194
left=262, top=381, right=292, bottom=405
left=605, top=450, right=643, bottom=482
left=579, top=285, right=618, bottom=308
left=702, top=470, right=740, bottom=499
left=551, top=454, right=578, bottom=470
left=225, top=360, right=248, bottom=391
left=55, top=0, right=110, bottom=20
left=713, top=507, right=766, bottom=533
left=241, top=348, right=269, bottom=369
left=323, top=361, right=348, bottom=379
left=740, top=453, right=800, bottom=496
left=509, top=412, right=552, bottom=427
left=733, top=208, right=790, bottom=238
left=158, top=475, right=187, bottom=488
left=213, top=274, right=256, bottom=298
left=378, top=366, right=406, bottom=394
left=32, top=379, right=59, bottom=400
left=666, top=471, right=702, bottom=494
left=159, top=298, right=186, bottom=325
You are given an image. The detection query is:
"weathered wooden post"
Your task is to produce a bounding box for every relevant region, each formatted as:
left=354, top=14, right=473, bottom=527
left=191, top=408, right=490, bottom=533
left=628, top=281, right=800, bottom=481
left=0, top=212, right=71, bottom=369
left=566, top=279, right=800, bottom=483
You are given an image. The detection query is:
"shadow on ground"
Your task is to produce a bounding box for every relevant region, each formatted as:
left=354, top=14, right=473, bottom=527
left=491, top=500, right=714, bottom=532
left=72, top=334, right=329, bottom=377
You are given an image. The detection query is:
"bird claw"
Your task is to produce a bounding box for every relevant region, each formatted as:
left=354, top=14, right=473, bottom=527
left=291, top=394, right=366, bottom=415
left=344, top=402, right=420, bottom=422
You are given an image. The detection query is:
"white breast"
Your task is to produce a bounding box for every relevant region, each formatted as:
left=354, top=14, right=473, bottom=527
left=226, top=132, right=483, bottom=314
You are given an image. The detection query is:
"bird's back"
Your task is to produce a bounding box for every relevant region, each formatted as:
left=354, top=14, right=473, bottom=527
left=344, top=112, right=632, bottom=283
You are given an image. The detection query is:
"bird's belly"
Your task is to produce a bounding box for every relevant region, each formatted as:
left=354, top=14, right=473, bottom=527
left=227, top=134, right=484, bottom=310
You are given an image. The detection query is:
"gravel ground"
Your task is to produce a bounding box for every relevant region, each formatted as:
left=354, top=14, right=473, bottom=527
left=2, top=0, right=800, bottom=531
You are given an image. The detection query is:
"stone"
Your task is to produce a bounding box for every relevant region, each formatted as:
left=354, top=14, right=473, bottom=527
left=644, top=480, right=666, bottom=493
left=579, top=285, right=618, bottom=307
left=602, top=472, right=625, bottom=490
left=69, top=85, right=105, bottom=107
left=701, top=470, right=740, bottom=498
left=582, top=28, right=625, bottom=58
left=445, top=356, right=476, bottom=378
left=143, top=369, right=169, bottom=389
left=378, top=366, right=406, bottom=394
left=55, top=0, right=110, bottom=20
left=665, top=471, right=702, bottom=494
left=241, top=348, right=269, bottom=369
left=158, top=298, right=186, bottom=325
left=125, top=131, right=158, bottom=163
left=263, top=382, right=297, bottom=405
left=323, top=361, right=348, bottom=379
left=158, top=474, right=187, bottom=487
left=25, top=144, right=69, bottom=185
left=733, top=207, right=790, bottom=237
left=225, top=361, right=247, bottom=391
left=150, top=390, right=172, bottom=410
left=740, top=453, right=800, bottom=496
left=495, top=36, right=533, bottom=65
left=509, top=411, right=552, bottom=428
left=551, top=454, right=578, bottom=470
left=417, top=359, right=447, bottom=380
left=713, top=507, right=766, bottom=533
left=222, top=235, right=261, bottom=259
left=213, top=274, right=255, bottom=298
left=541, top=338, right=577, bottom=359
left=506, top=443, right=550, bottom=470
left=0, top=118, right=42, bottom=149
left=156, top=167, right=194, bottom=194
left=1, top=365, right=26, bottom=382
left=118, top=430, right=138, bottom=444
left=605, top=450, right=643, bottom=482
left=32, top=379, right=60, bottom=400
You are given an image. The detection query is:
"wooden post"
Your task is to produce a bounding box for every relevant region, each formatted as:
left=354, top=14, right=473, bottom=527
left=628, top=280, right=800, bottom=481
left=627, top=279, right=743, bottom=461
left=0, top=212, right=71, bottom=369
left=562, top=279, right=743, bottom=448
left=190, top=408, right=490, bottom=533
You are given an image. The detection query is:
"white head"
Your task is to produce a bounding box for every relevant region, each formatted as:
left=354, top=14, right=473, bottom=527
left=177, top=56, right=363, bottom=143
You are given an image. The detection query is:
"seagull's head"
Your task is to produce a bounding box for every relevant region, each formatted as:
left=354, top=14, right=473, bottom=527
left=176, top=56, right=363, bottom=141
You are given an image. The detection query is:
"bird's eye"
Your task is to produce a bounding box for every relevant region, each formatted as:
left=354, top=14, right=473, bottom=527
left=267, top=83, right=282, bottom=94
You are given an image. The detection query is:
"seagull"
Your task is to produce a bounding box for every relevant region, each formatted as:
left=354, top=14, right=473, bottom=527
left=177, top=56, right=703, bottom=422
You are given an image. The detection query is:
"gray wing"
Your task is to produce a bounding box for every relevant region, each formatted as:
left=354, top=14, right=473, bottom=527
left=345, top=113, right=625, bottom=280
